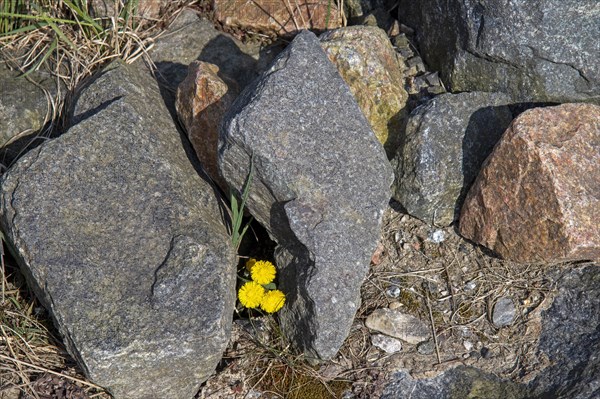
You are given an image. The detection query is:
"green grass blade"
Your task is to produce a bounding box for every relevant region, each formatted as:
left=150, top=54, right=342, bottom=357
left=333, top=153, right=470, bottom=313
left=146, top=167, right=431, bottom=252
left=61, top=0, right=103, bottom=34
left=0, top=22, right=39, bottom=36
left=46, top=18, right=77, bottom=50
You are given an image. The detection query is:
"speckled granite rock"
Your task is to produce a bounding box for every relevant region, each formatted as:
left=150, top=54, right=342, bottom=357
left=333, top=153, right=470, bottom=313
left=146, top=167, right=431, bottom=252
left=0, top=60, right=236, bottom=399
left=381, top=367, right=529, bottom=399
left=0, top=63, right=59, bottom=167
left=397, top=0, right=600, bottom=104
left=460, top=103, right=600, bottom=263
left=529, top=265, right=600, bottom=399
left=219, top=30, right=392, bottom=359
left=320, top=26, right=408, bottom=157
left=392, top=92, right=512, bottom=226
left=214, top=0, right=343, bottom=37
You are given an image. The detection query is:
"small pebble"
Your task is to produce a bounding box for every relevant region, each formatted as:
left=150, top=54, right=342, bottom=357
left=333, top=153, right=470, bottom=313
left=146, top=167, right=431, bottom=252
left=428, top=229, right=446, bottom=243
left=492, top=297, right=517, bottom=327
left=389, top=301, right=403, bottom=310
left=386, top=285, right=401, bottom=298
left=394, top=231, right=404, bottom=243
left=465, top=281, right=477, bottom=291
left=463, top=340, right=473, bottom=351
left=371, top=334, right=403, bottom=354
left=416, top=340, right=435, bottom=355
left=391, top=33, right=409, bottom=49
left=481, top=346, right=491, bottom=359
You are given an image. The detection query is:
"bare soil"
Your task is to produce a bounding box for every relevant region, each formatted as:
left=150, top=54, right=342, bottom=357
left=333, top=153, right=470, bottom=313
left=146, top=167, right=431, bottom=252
left=197, top=201, right=558, bottom=398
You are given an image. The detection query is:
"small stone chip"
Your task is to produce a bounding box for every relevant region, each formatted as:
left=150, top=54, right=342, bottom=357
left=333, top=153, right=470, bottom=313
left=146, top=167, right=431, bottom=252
left=492, top=297, right=517, bottom=327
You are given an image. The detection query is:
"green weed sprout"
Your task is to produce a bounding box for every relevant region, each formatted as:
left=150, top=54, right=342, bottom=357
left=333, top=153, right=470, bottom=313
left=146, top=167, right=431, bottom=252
left=230, top=155, right=254, bottom=251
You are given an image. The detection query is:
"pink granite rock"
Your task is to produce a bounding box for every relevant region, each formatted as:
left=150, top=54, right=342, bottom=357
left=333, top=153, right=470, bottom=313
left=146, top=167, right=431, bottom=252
left=459, top=103, right=600, bottom=263
left=176, top=61, right=239, bottom=193
left=213, top=0, right=343, bottom=37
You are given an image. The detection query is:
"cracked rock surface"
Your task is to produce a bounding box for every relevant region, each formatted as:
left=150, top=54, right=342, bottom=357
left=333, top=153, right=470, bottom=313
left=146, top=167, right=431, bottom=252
left=397, top=0, right=600, bottom=104
left=219, top=30, right=393, bottom=360
left=0, top=60, right=236, bottom=399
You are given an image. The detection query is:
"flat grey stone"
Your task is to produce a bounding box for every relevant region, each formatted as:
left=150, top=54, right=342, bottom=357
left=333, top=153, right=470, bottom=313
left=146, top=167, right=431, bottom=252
left=365, top=308, right=430, bottom=344
left=219, top=30, right=392, bottom=359
left=371, top=334, right=403, bottom=354
left=416, top=340, right=435, bottom=355
left=0, top=60, right=236, bottom=399
left=391, top=91, right=512, bottom=226
left=492, top=297, right=516, bottom=327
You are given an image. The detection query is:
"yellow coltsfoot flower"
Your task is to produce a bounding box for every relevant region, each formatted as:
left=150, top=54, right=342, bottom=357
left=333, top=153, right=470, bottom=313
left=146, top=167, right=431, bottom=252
left=238, top=281, right=265, bottom=309
left=260, top=289, right=286, bottom=313
left=250, top=260, right=277, bottom=285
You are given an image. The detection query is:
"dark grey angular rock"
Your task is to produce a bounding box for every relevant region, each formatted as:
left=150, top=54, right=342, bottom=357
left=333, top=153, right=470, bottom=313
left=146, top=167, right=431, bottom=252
left=150, top=9, right=280, bottom=94
left=0, top=60, right=236, bottom=399
left=219, top=30, right=392, bottom=359
left=381, top=367, right=529, bottom=399
left=529, top=265, right=600, bottom=399
left=391, top=92, right=512, bottom=226
left=0, top=63, right=59, bottom=167
left=397, top=0, right=600, bottom=104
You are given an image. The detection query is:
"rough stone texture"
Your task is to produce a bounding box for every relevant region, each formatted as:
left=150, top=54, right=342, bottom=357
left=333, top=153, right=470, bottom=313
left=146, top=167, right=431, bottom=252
left=397, top=0, right=600, bottom=104
left=0, top=63, right=57, bottom=167
left=214, top=0, right=343, bottom=37
left=459, top=103, right=600, bottom=263
left=320, top=26, right=408, bottom=157
left=219, top=30, right=392, bottom=359
left=149, top=9, right=279, bottom=112
left=392, top=92, right=512, bottom=226
left=0, top=60, right=236, bottom=399
left=365, top=308, right=430, bottom=344
left=176, top=61, right=239, bottom=192
left=529, top=265, right=600, bottom=399
left=89, top=0, right=167, bottom=21
left=381, top=367, right=529, bottom=399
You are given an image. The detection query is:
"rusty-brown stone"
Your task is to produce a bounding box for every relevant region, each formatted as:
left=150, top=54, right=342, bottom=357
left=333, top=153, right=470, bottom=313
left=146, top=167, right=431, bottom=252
left=213, top=0, right=343, bottom=37
left=320, top=26, right=408, bottom=158
left=459, top=103, right=600, bottom=263
left=176, top=61, right=239, bottom=192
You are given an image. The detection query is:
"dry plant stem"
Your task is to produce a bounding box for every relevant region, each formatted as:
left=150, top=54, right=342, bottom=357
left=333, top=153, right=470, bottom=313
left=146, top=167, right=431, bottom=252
left=425, top=293, right=441, bottom=364
left=0, top=353, right=103, bottom=389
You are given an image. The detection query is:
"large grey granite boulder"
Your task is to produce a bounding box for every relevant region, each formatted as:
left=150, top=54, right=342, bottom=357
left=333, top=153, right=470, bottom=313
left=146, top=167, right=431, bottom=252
left=392, top=92, right=512, bottom=226
left=0, top=60, right=236, bottom=399
left=397, top=0, right=600, bottom=104
left=219, top=30, right=393, bottom=359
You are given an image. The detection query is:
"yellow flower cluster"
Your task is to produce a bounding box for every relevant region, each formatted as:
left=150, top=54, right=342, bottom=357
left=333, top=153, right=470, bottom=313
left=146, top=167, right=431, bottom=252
left=238, top=259, right=286, bottom=314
